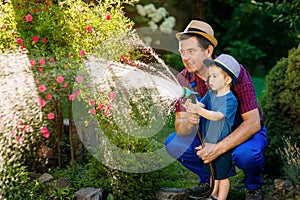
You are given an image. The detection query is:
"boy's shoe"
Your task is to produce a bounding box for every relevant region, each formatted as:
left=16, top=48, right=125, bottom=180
left=188, top=182, right=211, bottom=199
left=245, top=188, right=263, bottom=200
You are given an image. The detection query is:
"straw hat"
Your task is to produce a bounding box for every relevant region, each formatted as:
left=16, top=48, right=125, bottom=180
left=176, top=20, right=218, bottom=47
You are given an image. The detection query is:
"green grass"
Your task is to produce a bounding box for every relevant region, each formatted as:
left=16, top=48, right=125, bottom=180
left=252, top=77, right=266, bottom=99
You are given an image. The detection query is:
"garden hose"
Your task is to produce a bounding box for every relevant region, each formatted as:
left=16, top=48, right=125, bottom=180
left=196, top=128, right=215, bottom=195
left=189, top=93, right=215, bottom=196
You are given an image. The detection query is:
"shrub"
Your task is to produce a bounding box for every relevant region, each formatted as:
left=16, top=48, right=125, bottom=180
left=261, top=44, right=300, bottom=176
left=0, top=0, right=137, bottom=198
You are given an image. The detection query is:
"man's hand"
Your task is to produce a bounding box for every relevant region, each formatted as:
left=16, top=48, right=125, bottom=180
left=186, top=112, right=200, bottom=124
left=183, top=99, right=200, bottom=124
left=196, top=143, right=221, bottom=163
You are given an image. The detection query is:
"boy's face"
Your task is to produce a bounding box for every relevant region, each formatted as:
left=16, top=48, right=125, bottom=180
left=178, top=36, right=210, bottom=74
left=207, top=65, right=230, bottom=91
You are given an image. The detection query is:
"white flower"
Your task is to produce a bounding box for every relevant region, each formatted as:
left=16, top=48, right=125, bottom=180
left=143, top=36, right=152, bottom=44
left=144, top=4, right=156, bottom=15
left=165, top=16, right=176, bottom=26
left=148, top=11, right=163, bottom=23
left=153, top=39, right=161, bottom=46
left=160, top=16, right=176, bottom=34
left=156, top=7, right=168, bottom=19
left=136, top=4, right=146, bottom=16
left=148, top=20, right=158, bottom=32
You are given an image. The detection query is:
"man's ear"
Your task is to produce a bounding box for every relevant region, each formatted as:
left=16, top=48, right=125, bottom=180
left=205, top=45, right=214, bottom=57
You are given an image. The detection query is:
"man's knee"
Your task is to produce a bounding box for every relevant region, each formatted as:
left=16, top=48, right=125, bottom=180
left=232, top=148, right=264, bottom=169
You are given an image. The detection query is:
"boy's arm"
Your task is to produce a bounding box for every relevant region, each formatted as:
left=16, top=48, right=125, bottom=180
left=184, top=99, right=224, bottom=121
left=197, top=106, right=224, bottom=121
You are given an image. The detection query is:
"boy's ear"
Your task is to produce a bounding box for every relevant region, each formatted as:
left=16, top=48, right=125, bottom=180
left=225, top=76, right=232, bottom=85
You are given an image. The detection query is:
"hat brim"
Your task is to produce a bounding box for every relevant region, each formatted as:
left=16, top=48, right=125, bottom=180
left=203, top=59, right=238, bottom=86
left=176, top=31, right=218, bottom=47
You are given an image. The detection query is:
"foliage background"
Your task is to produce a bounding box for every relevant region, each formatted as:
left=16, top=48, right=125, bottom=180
left=0, top=0, right=300, bottom=199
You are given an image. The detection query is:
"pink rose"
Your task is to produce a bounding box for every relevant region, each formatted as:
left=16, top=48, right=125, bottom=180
left=57, top=76, right=64, bottom=83
left=89, top=109, right=96, bottom=114
left=43, top=131, right=50, bottom=138
left=10, top=130, right=17, bottom=137
left=22, top=125, right=30, bottom=132
left=50, top=58, right=55, bottom=63
left=42, top=38, right=47, bottom=43
left=76, top=76, right=83, bottom=83
left=104, top=107, right=111, bottom=116
left=16, top=38, right=23, bottom=44
left=79, top=50, right=86, bottom=56
left=32, top=35, right=39, bottom=42
left=40, top=126, right=48, bottom=133
left=63, top=82, right=69, bottom=88
left=29, top=60, right=36, bottom=67
left=38, top=67, right=44, bottom=72
left=89, top=99, right=95, bottom=106
left=98, top=103, right=105, bottom=110
left=46, top=93, right=53, bottom=100
left=109, top=92, right=116, bottom=100
left=69, top=94, right=76, bottom=101
left=17, top=136, right=23, bottom=143
left=20, top=45, right=26, bottom=50
left=86, top=26, right=92, bottom=32
left=47, top=113, right=54, bottom=119
left=25, top=14, right=33, bottom=22
left=36, top=97, right=46, bottom=107
left=39, top=84, right=46, bottom=92
left=74, top=89, right=81, bottom=96
left=39, top=58, right=46, bottom=65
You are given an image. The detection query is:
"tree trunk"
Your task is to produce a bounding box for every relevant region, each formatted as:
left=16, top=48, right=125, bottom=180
left=68, top=100, right=76, bottom=172
left=191, top=0, right=205, bottom=20
left=55, top=99, right=64, bottom=168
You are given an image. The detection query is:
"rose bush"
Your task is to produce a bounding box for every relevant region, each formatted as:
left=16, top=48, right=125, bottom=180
left=0, top=0, right=137, bottom=198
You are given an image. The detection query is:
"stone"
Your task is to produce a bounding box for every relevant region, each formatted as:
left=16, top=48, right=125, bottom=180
left=75, top=187, right=102, bottom=200
left=28, top=172, right=41, bottom=180
left=39, top=173, right=54, bottom=183
left=156, top=188, right=189, bottom=200
left=56, top=177, right=71, bottom=188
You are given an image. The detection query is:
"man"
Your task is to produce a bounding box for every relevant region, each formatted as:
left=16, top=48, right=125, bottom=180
left=164, top=20, right=268, bottom=200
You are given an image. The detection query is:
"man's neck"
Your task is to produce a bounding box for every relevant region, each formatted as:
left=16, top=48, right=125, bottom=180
left=195, top=68, right=209, bottom=82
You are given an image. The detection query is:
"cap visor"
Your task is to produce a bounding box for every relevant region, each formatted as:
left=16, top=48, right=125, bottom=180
left=203, top=59, right=215, bottom=67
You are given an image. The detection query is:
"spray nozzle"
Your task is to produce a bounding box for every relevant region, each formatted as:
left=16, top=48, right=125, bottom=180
left=180, top=87, right=198, bottom=98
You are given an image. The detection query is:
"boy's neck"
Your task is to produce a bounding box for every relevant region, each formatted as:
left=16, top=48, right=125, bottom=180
left=216, top=86, right=231, bottom=96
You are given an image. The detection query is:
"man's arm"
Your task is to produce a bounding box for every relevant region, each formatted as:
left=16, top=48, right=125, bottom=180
left=197, top=108, right=261, bottom=163
left=175, top=111, right=199, bottom=136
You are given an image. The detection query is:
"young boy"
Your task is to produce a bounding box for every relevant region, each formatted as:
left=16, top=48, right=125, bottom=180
left=184, top=54, right=240, bottom=200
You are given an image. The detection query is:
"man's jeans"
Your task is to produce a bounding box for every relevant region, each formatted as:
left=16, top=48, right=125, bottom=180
left=164, top=126, right=268, bottom=190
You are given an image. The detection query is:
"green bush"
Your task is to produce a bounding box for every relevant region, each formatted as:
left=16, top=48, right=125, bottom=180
left=261, top=44, right=300, bottom=176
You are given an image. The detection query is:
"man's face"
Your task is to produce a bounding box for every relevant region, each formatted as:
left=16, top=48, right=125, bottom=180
left=178, top=36, right=210, bottom=73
